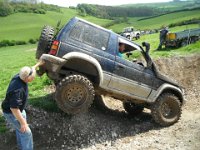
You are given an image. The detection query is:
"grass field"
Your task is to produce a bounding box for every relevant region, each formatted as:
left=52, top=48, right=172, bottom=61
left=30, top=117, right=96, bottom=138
left=121, top=1, right=200, bottom=11
left=121, top=1, right=198, bottom=7
left=0, top=44, right=51, bottom=100
left=1, top=7, right=200, bottom=41
left=0, top=8, right=112, bottom=42
left=109, top=10, right=200, bottom=32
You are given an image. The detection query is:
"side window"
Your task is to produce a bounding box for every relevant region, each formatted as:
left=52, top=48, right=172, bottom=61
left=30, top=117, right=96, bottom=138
left=69, top=22, right=83, bottom=41
left=93, top=29, right=109, bottom=50
left=69, top=21, right=109, bottom=50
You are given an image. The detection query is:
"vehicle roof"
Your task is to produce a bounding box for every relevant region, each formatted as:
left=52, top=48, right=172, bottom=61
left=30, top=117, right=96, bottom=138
left=73, top=17, right=113, bottom=34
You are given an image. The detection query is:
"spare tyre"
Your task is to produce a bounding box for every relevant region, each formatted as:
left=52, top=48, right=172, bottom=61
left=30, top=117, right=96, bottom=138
left=36, top=25, right=54, bottom=59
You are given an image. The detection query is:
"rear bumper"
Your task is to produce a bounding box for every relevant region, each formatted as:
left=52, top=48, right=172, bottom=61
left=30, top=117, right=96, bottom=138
left=40, top=54, right=66, bottom=73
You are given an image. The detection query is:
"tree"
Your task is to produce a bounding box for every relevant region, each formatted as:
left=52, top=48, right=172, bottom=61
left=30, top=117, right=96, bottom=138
left=0, top=0, right=13, bottom=17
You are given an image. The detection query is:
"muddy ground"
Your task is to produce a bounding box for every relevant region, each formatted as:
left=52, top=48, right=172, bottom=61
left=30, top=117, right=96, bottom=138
left=0, top=54, right=200, bottom=150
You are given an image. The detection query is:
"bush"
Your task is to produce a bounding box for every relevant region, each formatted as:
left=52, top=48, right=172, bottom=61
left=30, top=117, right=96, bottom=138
left=15, top=41, right=27, bottom=45
left=0, top=39, right=38, bottom=47
left=29, top=39, right=37, bottom=44
left=0, top=40, right=10, bottom=47
left=33, top=8, right=46, bottom=14
left=8, top=40, right=16, bottom=46
left=0, top=40, right=29, bottom=47
left=0, top=1, right=61, bottom=16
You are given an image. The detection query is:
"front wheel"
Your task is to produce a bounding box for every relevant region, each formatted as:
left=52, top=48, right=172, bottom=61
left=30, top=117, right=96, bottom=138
left=55, top=74, right=95, bottom=115
left=151, top=93, right=181, bottom=126
left=126, top=35, right=131, bottom=40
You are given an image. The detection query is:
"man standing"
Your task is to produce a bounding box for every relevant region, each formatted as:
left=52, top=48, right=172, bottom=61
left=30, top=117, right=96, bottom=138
left=1, top=61, right=44, bottom=150
left=156, top=26, right=169, bottom=50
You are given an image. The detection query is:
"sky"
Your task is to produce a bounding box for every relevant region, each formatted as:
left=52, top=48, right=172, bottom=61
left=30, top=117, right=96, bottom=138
left=41, top=0, right=172, bottom=7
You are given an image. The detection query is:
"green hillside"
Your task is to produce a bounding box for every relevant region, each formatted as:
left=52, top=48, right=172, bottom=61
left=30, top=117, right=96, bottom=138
left=121, top=0, right=200, bottom=11
left=109, top=9, right=200, bottom=32
left=0, top=8, right=112, bottom=42
left=1, top=5, right=200, bottom=41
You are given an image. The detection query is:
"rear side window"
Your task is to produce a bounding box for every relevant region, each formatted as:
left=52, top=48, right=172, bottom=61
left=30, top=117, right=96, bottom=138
left=69, top=21, right=83, bottom=40
left=69, top=21, right=109, bottom=50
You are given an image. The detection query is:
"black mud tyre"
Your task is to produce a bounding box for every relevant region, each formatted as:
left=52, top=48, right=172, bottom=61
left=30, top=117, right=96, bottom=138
left=126, top=35, right=131, bottom=40
left=123, top=102, right=144, bottom=115
left=136, top=34, right=140, bottom=40
left=55, top=74, right=95, bottom=115
left=180, top=39, right=188, bottom=47
left=151, top=93, right=181, bottom=126
left=36, top=25, right=54, bottom=59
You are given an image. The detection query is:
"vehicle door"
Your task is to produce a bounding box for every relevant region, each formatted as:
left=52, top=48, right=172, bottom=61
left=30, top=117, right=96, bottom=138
left=124, top=50, right=154, bottom=98
left=108, top=37, right=153, bottom=99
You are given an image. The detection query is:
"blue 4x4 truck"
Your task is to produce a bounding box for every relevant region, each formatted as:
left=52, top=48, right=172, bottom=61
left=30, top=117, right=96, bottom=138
left=36, top=17, right=185, bottom=126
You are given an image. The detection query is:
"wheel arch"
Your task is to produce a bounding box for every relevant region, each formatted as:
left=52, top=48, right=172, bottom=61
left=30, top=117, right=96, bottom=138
left=149, top=84, right=184, bottom=104
left=159, top=88, right=184, bottom=104
left=60, top=52, right=103, bottom=85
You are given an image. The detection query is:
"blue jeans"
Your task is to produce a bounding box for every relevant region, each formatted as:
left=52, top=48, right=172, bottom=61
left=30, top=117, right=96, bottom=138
left=3, top=110, right=33, bottom=150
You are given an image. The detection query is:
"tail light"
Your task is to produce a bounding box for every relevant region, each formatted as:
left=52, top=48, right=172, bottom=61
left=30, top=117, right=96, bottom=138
left=49, top=40, right=60, bottom=55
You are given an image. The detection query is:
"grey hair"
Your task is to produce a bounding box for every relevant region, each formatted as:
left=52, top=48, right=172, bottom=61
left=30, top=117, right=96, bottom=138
left=19, top=66, right=36, bottom=81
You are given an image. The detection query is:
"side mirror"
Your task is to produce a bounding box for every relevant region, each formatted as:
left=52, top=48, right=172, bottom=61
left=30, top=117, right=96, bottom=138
left=142, top=42, right=150, bottom=54
left=142, top=42, right=152, bottom=68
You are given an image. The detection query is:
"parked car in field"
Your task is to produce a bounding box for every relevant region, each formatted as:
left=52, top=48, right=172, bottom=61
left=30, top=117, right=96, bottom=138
left=36, top=17, right=185, bottom=126
left=121, top=27, right=141, bottom=40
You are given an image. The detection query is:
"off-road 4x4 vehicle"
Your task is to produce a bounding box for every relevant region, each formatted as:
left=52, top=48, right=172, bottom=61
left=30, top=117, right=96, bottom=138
left=36, top=17, right=184, bottom=126
left=121, top=27, right=140, bottom=40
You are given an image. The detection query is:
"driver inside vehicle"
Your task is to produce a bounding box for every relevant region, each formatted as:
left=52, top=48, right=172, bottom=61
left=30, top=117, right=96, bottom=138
left=118, top=40, right=145, bottom=67
left=118, top=43, right=126, bottom=58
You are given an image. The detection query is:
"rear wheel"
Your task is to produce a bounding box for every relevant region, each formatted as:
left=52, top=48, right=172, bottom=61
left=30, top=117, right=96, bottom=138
left=180, top=39, right=188, bottom=47
left=55, top=74, right=95, bottom=115
left=36, top=25, right=54, bottom=59
left=190, top=36, right=199, bottom=44
left=151, top=93, right=181, bottom=126
left=123, top=102, right=144, bottom=115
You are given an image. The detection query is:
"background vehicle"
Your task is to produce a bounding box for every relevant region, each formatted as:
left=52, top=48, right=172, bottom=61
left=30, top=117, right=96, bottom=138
left=121, top=27, right=141, bottom=40
left=165, top=28, right=200, bottom=48
left=36, top=17, right=184, bottom=126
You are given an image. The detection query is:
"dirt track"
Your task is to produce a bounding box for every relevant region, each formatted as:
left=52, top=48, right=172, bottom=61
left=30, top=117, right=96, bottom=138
left=0, top=54, right=200, bottom=150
